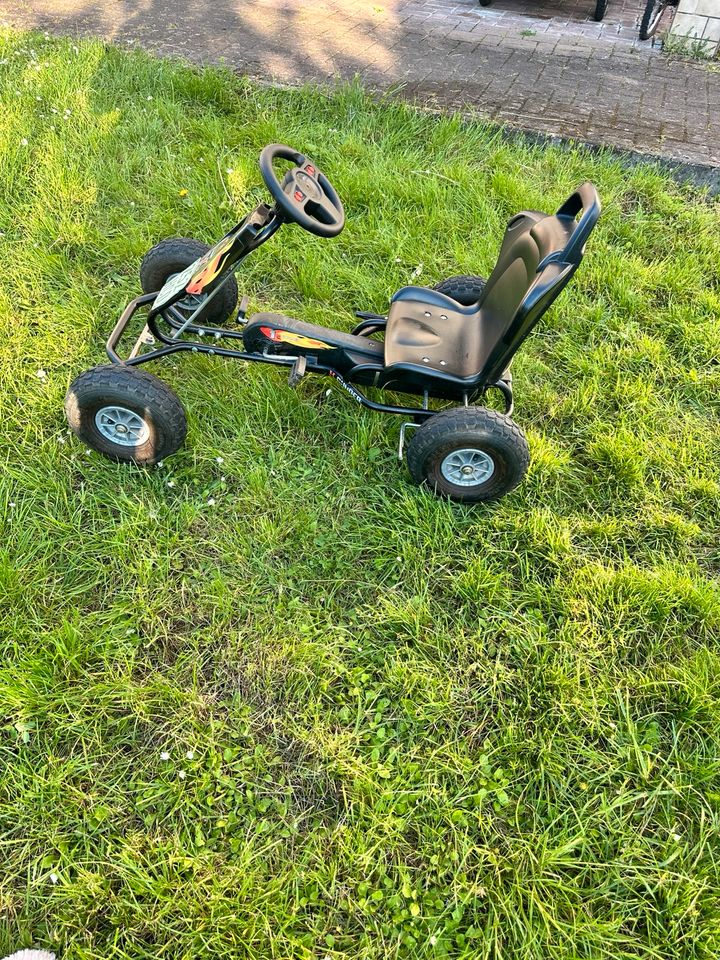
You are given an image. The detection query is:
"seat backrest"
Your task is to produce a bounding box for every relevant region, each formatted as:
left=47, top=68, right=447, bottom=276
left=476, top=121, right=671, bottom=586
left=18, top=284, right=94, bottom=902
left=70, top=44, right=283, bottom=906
left=477, top=183, right=601, bottom=382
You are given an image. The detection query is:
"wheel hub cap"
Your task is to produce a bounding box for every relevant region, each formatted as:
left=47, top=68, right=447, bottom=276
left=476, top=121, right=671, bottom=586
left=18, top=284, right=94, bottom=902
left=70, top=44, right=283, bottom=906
left=95, top=405, right=150, bottom=446
left=440, top=447, right=495, bottom=486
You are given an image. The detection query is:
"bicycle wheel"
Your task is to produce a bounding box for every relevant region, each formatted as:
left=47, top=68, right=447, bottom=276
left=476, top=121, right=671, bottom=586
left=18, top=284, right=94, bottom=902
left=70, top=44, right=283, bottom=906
left=639, top=0, right=665, bottom=39
left=594, top=0, right=609, bottom=21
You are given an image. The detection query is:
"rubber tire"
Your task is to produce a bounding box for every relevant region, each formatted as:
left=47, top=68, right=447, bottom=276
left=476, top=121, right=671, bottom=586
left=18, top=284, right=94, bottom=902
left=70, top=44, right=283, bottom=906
left=406, top=406, right=529, bottom=503
left=65, top=364, right=187, bottom=465
left=139, top=237, right=239, bottom=325
left=593, top=0, right=608, bottom=21
left=433, top=275, right=486, bottom=306
left=639, top=0, right=661, bottom=38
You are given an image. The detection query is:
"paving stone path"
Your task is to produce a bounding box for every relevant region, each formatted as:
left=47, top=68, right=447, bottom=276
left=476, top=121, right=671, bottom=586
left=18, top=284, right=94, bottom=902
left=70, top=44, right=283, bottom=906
left=1, top=0, right=718, bottom=175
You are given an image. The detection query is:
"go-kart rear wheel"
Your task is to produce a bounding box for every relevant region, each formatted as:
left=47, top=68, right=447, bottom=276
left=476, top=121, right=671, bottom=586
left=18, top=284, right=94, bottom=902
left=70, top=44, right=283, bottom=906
left=433, top=274, right=486, bottom=306
left=65, top=364, right=187, bottom=465
left=407, top=406, right=529, bottom=503
left=140, top=237, right=239, bottom=325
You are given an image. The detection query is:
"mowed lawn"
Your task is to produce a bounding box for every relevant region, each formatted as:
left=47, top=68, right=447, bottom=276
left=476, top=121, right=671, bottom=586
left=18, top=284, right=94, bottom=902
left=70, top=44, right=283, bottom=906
left=1, top=29, right=719, bottom=960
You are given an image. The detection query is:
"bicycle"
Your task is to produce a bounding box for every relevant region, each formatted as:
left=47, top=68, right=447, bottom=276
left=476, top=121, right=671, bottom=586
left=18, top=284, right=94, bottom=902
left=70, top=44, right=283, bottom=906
left=639, top=0, right=678, bottom=40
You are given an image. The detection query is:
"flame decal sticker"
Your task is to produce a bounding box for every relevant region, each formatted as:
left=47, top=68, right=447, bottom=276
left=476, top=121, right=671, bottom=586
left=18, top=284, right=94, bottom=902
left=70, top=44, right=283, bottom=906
left=186, top=235, right=236, bottom=295
left=259, top=326, right=330, bottom=350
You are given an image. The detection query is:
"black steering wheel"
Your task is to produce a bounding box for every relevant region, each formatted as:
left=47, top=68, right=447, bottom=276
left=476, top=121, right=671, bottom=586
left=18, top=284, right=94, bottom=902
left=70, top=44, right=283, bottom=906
left=259, top=144, right=345, bottom=238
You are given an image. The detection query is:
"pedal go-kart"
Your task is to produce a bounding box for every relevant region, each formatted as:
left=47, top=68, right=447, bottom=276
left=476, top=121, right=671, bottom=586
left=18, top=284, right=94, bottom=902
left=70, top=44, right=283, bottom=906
left=65, top=144, right=601, bottom=503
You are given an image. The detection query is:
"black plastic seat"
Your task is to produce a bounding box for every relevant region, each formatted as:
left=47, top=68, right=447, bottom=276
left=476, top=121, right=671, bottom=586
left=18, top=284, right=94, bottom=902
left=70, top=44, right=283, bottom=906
left=384, top=286, right=483, bottom=380
left=384, top=184, right=601, bottom=389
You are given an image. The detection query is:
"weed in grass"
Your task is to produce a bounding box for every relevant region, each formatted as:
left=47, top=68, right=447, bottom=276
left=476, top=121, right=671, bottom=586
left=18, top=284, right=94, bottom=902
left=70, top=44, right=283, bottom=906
left=0, top=28, right=719, bottom=960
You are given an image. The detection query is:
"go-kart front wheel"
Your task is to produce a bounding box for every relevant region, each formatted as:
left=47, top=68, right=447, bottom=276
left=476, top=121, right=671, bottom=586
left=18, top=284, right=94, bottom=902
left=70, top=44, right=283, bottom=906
left=406, top=406, right=529, bottom=503
left=140, top=237, right=239, bottom=325
left=65, top=364, right=187, bottom=465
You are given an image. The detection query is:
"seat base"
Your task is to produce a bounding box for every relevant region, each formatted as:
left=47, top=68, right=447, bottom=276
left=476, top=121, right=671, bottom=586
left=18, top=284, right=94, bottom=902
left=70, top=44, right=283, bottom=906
left=383, top=286, right=484, bottom=381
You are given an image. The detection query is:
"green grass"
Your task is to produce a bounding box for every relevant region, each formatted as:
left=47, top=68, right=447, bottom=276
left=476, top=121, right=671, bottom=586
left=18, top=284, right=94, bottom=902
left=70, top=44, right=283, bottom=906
left=1, top=29, right=720, bottom=960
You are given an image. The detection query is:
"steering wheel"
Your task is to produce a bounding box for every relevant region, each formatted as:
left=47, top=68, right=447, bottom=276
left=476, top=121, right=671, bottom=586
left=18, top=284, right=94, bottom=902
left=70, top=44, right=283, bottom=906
left=259, top=144, right=345, bottom=238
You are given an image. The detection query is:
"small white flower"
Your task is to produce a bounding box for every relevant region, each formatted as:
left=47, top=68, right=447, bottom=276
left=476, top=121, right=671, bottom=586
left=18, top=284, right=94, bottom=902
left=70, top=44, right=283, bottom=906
left=216, top=456, right=224, bottom=464
left=146, top=95, right=153, bottom=101
left=167, top=480, right=175, bottom=488
left=199, top=157, right=205, bottom=163
left=186, top=750, right=194, bottom=760
left=672, top=833, right=682, bottom=842
left=178, top=770, right=186, bottom=779
left=57, top=435, right=66, bottom=444
left=429, top=935, right=437, bottom=946
left=207, top=497, right=216, bottom=506
left=20, top=137, right=28, bottom=146
left=156, top=460, right=164, bottom=468
left=50, top=873, right=59, bottom=884
left=9, top=502, right=16, bottom=508
left=36, top=368, right=47, bottom=379
left=160, top=751, right=170, bottom=761
left=226, top=167, right=233, bottom=174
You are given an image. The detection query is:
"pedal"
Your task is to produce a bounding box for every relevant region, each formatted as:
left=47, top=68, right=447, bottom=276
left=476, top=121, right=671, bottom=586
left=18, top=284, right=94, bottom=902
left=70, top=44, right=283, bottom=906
left=288, top=355, right=307, bottom=388
left=236, top=294, right=250, bottom=324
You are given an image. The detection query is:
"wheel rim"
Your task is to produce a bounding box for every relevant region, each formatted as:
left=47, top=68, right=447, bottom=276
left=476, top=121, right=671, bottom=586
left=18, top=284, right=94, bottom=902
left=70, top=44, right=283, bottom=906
left=643, top=0, right=665, bottom=35
left=167, top=271, right=208, bottom=316
left=440, top=447, right=495, bottom=487
left=95, top=405, right=150, bottom=446
left=648, top=4, right=664, bottom=33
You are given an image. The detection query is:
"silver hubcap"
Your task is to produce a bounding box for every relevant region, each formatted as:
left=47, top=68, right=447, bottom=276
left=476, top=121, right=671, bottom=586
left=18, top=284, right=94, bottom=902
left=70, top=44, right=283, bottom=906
left=440, top=447, right=495, bottom=486
left=95, top=405, right=150, bottom=446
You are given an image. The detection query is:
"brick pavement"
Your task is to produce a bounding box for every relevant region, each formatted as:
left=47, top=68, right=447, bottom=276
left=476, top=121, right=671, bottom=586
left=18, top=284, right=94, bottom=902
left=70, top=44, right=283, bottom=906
left=1, top=0, right=718, bottom=177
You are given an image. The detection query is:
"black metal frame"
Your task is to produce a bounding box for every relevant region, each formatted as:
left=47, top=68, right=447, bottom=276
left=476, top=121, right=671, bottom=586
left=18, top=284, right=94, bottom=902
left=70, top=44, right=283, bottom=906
left=106, top=292, right=444, bottom=422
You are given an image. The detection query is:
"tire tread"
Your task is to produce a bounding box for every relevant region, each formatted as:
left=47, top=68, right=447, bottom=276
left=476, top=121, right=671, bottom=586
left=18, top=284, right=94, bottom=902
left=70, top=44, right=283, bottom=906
left=433, top=274, right=487, bottom=306
left=407, top=406, right=529, bottom=502
left=65, top=364, right=187, bottom=464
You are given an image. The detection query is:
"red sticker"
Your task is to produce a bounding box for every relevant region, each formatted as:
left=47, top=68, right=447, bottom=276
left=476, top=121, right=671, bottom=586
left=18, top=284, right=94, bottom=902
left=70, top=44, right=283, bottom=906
left=294, top=189, right=304, bottom=202
left=305, top=164, right=315, bottom=175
